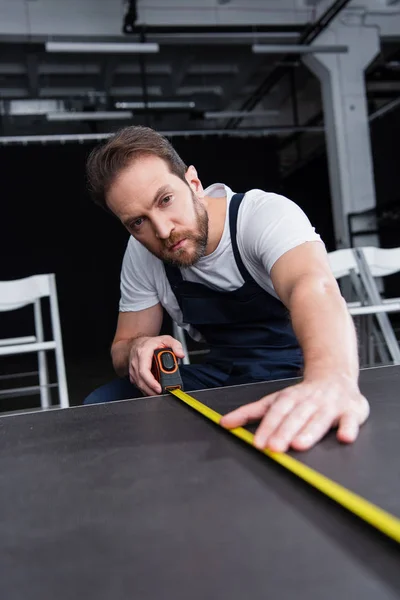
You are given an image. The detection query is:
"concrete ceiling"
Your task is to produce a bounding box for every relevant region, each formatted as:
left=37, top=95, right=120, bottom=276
left=0, top=29, right=309, bottom=137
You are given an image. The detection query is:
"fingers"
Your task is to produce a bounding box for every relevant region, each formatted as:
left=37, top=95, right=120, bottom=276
left=137, top=344, right=162, bottom=395
left=220, top=393, right=278, bottom=429
left=223, top=381, right=370, bottom=452
left=129, top=335, right=185, bottom=396
left=252, top=391, right=302, bottom=450
left=129, top=361, right=161, bottom=396
left=263, top=401, right=318, bottom=452
left=159, top=335, right=185, bottom=358
left=336, top=412, right=360, bottom=444
left=336, top=395, right=369, bottom=444
left=290, top=409, right=337, bottom=451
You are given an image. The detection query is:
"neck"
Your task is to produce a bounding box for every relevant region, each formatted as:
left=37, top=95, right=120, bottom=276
left=204, top=194, right=227, bottom=255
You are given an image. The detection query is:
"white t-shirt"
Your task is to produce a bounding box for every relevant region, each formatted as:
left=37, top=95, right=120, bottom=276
left=119, top=183, right=322, bottom=341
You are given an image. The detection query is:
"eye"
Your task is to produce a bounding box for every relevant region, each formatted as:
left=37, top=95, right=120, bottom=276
left=160, top=195, right=173, bottom=206
left=130, top=217, right=145, bottom=230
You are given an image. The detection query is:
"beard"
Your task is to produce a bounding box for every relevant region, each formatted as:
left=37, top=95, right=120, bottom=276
left=157, top=191, right=209, bottom=268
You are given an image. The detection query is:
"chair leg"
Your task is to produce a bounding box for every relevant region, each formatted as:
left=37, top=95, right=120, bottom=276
left=172, top=322, right=190, bottom=365
left=49, top=276, right=70, bottom=408
left=354, top=249, right=400, bottom=365
left=34, top=300, right=50, bottom=409
left=38, top=350, right=50, bottom=409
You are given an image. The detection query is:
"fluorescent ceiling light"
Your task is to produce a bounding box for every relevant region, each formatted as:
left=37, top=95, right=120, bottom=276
left=0, top=126, right=326, bottom=145
left=204, top=110, right=279, bottom=119
left=46, top=111, right=133, bottom=121
left=115, top=101, right=195, bottom=110
left=252, top=44, right=348, bottom=54
left=7, top=99, right=63, bottom=116
left=369, top=97, right=400, bottom=122
left=45, top=41, right=159, bottom=54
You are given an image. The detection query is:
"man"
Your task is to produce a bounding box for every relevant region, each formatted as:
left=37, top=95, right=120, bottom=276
left=84, top=125, right=369, bottom=453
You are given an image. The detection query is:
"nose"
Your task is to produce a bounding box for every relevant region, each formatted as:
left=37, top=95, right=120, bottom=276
left=152, top=216, right=174, bottom=240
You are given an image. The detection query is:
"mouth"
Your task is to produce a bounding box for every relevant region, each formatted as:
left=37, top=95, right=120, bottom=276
left=168, top=238, right=187, bottom=252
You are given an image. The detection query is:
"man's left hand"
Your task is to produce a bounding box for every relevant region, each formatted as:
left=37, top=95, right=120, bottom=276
left=220, top=375, right=370, bottom=452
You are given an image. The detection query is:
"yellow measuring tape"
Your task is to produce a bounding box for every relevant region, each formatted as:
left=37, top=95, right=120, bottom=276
left=169, top=387, right=400, bottom=544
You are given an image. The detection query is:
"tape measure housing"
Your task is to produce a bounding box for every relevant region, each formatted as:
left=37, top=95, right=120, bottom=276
left=152, top=347, right=183, bottom=393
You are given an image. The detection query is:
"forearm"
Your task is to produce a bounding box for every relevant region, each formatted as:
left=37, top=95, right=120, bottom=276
left=289, top=276, right=359, bottom=382
left=111, top=336, right=146, bottom=377
left=111, top=305, right=164, bottom=377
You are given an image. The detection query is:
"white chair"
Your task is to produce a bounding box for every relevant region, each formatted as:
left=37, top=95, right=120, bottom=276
left=172, top=322, right=210, bottom=365
left=328, top=246, right=400, bottom=280
left=327, top=246, right=400, bottom=366
left=0, top=274, right=69, bottom=410
left=172, top=321, right=190, bottom=365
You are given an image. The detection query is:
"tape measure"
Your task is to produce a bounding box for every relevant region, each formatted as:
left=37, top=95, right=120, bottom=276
left=151, top=347, right=183, bottom=392
left=152, top=348, right=400, bottom=544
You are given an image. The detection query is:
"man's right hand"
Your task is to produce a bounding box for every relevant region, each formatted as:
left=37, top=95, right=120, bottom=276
left=128, top=335, right=185, bottom=396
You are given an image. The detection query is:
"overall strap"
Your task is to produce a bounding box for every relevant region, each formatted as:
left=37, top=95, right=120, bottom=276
left=164, top=261, right=183, bottom=287
left=165, top=192, right=255, bottom=286
left=228, top=193, right=255, bottom=283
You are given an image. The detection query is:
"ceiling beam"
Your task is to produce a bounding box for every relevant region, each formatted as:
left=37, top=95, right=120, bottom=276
left=252, top=44, right=348, bottom=54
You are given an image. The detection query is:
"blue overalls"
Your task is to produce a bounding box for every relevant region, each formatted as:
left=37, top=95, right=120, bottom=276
left=83, top=193, right=303, bottom=404
left=164, top=192, right=303, bottom=387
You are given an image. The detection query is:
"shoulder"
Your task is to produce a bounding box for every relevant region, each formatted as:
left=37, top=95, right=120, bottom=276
left=237, top=189, right=317, bottom=233
left=236, top=189, right=321, bottom=272
left=239, top=189, right=304, bottom=219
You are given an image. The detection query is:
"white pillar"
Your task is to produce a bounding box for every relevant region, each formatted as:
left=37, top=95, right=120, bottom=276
left=303, top=22, right=380, bottom=249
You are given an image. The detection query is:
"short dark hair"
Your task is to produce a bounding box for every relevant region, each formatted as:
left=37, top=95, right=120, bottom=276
left=86, top=126, right=188, bottom=210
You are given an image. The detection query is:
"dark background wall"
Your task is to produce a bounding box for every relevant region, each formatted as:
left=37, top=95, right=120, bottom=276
left=1, top=126, right=398, bottom=363
left=3, top=136, right=325, bottom=365
left=1, top=125, right=398, bottom=405
left=370, top=108, right=400, bottom=214
left=282, top=152, right=335, bottom=252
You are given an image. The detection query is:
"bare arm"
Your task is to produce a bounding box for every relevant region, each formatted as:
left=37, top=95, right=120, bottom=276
left=271, top=241, right=359, bottom=382
left=221, top=242, right=369, bottom=452
left=111, top=303, right=185, bottom=395
left=111, top=304, right=164, bottom=377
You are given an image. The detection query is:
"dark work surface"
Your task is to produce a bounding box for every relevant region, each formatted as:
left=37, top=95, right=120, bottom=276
left=0, top=365, right=399, bottom=600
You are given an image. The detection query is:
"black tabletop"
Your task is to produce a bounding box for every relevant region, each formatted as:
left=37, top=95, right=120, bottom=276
left=0, top=365, right=399, bottom=600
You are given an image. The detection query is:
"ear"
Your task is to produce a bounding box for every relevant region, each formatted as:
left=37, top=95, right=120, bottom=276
left=185, top=165, right=204, bottom=198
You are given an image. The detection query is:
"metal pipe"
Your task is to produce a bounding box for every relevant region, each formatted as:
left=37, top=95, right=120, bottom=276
left=369, top=97, right=400, bottom=122
left=252, top=44, right=348, bottom=54
left=204, top=110, right=279, bottom=119
left=226, top=0, right=353, bottom=129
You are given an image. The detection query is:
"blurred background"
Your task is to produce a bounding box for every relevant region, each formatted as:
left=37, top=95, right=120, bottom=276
left=0, top=0, right=399, bottom=411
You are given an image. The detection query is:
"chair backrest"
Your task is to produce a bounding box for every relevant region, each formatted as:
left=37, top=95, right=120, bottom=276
left=327, top=248, right=357, bottom=279
left=0, top=274, right=52, bottom=312
left=361, top=247, right=400, bottom=277
left=328, top=246, right=400, bottom=279
left=0, top=273, right=69, bottom=409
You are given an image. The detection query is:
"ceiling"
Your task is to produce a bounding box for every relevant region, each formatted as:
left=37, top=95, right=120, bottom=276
left=0, top=27, right=306, bottom=136
left=0, top=24, right=399, bottom=172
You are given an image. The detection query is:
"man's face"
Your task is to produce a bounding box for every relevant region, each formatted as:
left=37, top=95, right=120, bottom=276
left=107, top=154, right=209, bottom=267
